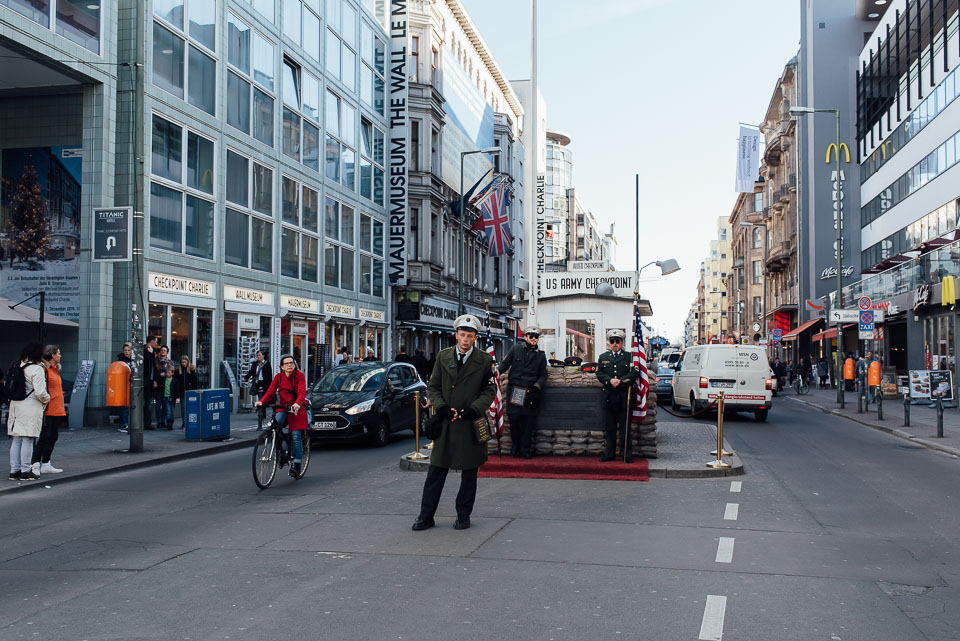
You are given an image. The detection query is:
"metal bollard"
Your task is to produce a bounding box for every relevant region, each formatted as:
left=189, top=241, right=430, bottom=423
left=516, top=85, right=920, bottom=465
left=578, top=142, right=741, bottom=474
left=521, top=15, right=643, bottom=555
left=409, top=391, right=428, bottom=460
left=840, top=381, right=845, bottom=409
left=903, top=392, right=911, bottom=427
left=857, top=382, right=863, bottom=413
left=706, top=392, right=731, bottom=469
left=876, top=387, right=883, bottom=420
left=937, top=392, right=945, bottom=438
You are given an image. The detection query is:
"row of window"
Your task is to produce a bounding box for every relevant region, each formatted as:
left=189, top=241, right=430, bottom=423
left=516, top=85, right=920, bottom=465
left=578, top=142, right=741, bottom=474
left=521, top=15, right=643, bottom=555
left=149, top=115, right=384, bottom=295
left=861, top=199, right=960, bottom=271
left=861, top=126, right=960, bottom=227
left=1, top=0, right=100, bottom=53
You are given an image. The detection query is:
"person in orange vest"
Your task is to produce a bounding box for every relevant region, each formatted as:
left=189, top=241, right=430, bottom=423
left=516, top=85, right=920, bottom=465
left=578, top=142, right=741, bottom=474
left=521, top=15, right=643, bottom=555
left=115, top=342, right=133, bottom=433
left=32, top=345, right=67, bottom=475
left=864, top=350, right=879, bottom=402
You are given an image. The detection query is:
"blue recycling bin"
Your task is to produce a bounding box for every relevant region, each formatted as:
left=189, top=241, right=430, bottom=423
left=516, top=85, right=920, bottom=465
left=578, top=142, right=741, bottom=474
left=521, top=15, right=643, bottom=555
left=184, top=389, right=231, bottom=441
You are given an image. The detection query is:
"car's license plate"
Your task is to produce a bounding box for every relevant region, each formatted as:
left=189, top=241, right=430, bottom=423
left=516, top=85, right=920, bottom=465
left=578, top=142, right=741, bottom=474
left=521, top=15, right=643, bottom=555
left=711, top=381, right=734, bottom=388
left=313, top=421, right=339, bottom=430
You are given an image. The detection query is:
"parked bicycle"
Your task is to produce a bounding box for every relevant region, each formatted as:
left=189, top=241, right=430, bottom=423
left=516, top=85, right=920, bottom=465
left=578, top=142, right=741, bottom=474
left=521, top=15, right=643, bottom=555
left=252, top=405, right=311, bottom=489
left=793, top=375, right=810, bottom=395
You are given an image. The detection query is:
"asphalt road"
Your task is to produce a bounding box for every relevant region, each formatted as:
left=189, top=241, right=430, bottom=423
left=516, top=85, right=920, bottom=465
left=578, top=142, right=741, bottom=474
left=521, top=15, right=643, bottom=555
left=2, top=399, right=960, bottom=641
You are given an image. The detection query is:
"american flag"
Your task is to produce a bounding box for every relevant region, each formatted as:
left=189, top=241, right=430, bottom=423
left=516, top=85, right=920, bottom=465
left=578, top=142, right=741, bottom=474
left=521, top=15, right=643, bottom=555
left=631, top=297, right=649, bottom=423
left=484, top=311, right=505, bottom=437
left=470, top=183, right=513, bottom=257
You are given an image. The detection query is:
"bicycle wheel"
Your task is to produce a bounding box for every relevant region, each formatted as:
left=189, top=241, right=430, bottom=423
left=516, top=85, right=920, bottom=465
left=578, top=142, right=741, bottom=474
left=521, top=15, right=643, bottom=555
left=294, top=434, right=311, bottom=479
left=252, top=430, right=279, bottom=489
left=798, top=379, right=810, bottom=395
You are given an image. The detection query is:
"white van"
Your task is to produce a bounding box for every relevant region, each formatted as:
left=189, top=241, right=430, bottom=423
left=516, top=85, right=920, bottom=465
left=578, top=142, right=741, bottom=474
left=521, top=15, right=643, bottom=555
left=671, top=344, right=775, bottom=421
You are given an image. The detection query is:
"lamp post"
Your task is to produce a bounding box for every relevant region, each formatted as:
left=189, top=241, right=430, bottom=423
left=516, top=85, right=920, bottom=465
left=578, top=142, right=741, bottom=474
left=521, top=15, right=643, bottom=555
left=791, top=106, right=843, bottom=403
left=459, top=147, right=501, bottom=315
left=740, top=221, right=767, bottom=349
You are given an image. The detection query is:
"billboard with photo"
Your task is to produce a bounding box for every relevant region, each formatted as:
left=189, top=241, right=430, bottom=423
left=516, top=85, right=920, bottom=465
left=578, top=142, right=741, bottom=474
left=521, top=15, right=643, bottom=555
left=440, top=59, right=496, bottom=193
left=0, top=146, right=82, bottom=322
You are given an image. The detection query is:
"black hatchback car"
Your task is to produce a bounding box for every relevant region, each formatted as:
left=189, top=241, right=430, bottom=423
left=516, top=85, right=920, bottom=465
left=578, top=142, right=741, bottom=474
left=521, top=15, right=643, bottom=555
left=653, top=364, right=676, bottom=404
left=306, top=361, right=427, bottom=446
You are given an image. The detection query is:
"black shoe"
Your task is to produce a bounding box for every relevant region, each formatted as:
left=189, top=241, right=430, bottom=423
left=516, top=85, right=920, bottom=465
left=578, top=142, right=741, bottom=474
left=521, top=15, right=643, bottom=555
left=19, top=471, right=39, bottom=481
left=144, top=424, right=155, bottom=431
left=290, top=462, right=302, bottom=478
left=598, top=455, right=614, bottom=462
left=117, top=427, right=129, bottom=433
left=8, top=470, right=20, bottom=481
left=624, top=457, right=634, bottom=464
left=453, top=518, right=471, bottom=530
left=411, top=517, right=435, bottom=531
left=522, top=453, right=533, bottom=459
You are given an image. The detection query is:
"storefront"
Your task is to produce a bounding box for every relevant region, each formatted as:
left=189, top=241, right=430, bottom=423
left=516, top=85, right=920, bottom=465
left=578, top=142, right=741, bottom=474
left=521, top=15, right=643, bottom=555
left=146, top=272, right=215, bottom=389
left=395, top=292, right=510, bottom=359
left=280, top=295, right=322, bottom=384
left=324, top=301, right=358, bottom=363
left=359, top=308, right=388, bottom=360
left=222, top=285, right=275, bottom=390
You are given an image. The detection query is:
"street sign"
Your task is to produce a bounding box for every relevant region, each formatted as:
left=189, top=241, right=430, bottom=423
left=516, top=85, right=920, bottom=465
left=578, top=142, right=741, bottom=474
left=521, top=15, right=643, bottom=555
left=92, top=207, right=132, bottom=262
left=771, top=328, right=782, bottom=341
left=859, top=310, right=875, bottom=340
left=858, top=296, right=872, bottom=310
left=830, top=309, right=859, bottom=323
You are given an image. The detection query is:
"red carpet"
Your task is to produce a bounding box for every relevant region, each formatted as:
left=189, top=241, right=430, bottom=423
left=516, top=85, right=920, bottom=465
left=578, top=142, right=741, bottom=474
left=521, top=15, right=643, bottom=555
left=479, top=455, right=649, bottom=482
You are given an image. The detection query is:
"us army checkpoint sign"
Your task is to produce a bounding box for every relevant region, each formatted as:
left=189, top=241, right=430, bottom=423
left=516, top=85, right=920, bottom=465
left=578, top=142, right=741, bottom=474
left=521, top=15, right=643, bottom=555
left=92, top=207, right=132, bottom=262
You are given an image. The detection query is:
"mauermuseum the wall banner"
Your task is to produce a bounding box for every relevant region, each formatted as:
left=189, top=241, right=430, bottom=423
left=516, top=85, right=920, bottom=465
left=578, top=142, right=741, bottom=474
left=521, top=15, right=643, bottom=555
left=387, top=0, right=408, bottom=286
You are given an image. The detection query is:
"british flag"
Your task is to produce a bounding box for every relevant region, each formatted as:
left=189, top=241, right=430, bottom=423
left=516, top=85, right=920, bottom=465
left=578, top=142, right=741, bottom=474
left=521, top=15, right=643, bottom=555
left=631, top=297, right=649, bottom=423
left=484, top=311, right=505, bottom=438
left=470, top=183, right=513, bottom=257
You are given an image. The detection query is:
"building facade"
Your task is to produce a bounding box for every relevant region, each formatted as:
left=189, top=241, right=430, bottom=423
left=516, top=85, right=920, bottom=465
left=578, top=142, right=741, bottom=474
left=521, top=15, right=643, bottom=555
left=701, top=217, right=731, bottom=343
left=728, top=188, right=766, bottom=344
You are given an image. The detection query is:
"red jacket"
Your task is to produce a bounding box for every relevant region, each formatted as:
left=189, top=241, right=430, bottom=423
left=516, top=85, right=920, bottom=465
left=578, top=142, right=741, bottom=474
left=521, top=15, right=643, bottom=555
left=260, top=370, right=308, bottom=431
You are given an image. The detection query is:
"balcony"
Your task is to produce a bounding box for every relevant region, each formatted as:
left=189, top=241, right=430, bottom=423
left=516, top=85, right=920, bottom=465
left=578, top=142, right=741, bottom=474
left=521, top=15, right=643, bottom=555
left=765, top=240, right=793, bottom=271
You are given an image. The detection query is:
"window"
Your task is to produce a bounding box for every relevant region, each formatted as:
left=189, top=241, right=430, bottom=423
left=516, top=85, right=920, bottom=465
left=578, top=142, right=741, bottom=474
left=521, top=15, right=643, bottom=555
left=325, top=197, right=357, bottom=290
left=359, top=212, right=385, bottom=296
left=752, top=260, right=762, bottom=285
left=149, top=114, right=214, bottom=259
left=280, top=177, right=321, bottom=283
left=282, top=0, right=301, bottom=45
left=410, top=35, right=419, bottom=82
left=224, top=149, right=274, bottom=272
left=753, top=192, right=762, bottom=212
left=326, top=91, right=357, bottom=189
left=359, top=116, right=384, bottom=204
left=359, top=20, right=385, bottom=116
left=227, top=14, right=275, bottom=146
left=753, top=297, right=762, bottom=322
left=752, top=227, right=762, bottom=249
left=3, top=0, right=101, bottom=52
left=327, top=1, right=357, bottom=91
left=280, top=58, right=321, bottom=171
left=153, top=4, right=216, bottom=115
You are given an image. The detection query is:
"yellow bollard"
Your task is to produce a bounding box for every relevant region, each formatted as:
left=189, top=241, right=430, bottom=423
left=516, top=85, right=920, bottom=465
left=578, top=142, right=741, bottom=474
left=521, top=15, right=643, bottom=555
left=707, top=391, right=731, bottom=469
left=409, top=391, right=428, bottom=460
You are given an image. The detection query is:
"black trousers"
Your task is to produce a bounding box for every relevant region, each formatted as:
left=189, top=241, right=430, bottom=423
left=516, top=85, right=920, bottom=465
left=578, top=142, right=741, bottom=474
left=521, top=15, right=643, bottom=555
left=418, top=465, right=478, bottom=521
left=32, top=415, right=65, bottom=464
left=602, top=394, right=631, bottom=458
left=507, top=409, right=537, bottom=456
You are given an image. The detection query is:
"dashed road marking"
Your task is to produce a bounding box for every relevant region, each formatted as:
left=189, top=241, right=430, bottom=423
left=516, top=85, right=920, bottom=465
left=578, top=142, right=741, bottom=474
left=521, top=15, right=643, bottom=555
left=699, top=595, right=727, bottom=640
left=729, top=481, right=742, bottom=493
left=724, top=503, right=739, bottom=521
left=715, top=537, right=735, bottom=563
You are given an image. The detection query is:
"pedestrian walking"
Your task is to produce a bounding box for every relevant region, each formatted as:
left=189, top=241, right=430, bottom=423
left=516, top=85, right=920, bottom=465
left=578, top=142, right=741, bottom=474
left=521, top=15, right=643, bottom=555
left=115, top=342, right=133, bottom=433
left=412, top=315, right=497, bottom=532
left=254, top=354, right=308, bottom=477
left=411, top=349, right=430, bottom=383
left=173, top=355, right=198, bottom=428
left=773, top=357, right=787, bottom=392
left=334, top=347, right=349, bottom=366
left=31, top=344, right=66, bottom=476
left=364, top=348, right=377, bottom=361
left=143, top=336, right=159, bottom=430
left=154, top=345, right=171, bottom=426
left=816, top=357, right=828, bottom=389
left=395, top=345, right=412, bottom=364
left=498, top=324, right=547, bottom=458
left=595, top=329, right=639, bottom=463
left=243, top=350, right=271, bottom=429
left=7, top=343, right=50, bottom=481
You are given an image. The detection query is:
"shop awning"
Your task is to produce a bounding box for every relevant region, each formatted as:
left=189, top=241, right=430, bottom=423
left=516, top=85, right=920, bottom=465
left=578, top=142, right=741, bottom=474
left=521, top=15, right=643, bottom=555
left=811, top=323, right=855, bottom=342
left=781, top=318, right=823, bottom=341
left=398, top=321, right=508, bottom=339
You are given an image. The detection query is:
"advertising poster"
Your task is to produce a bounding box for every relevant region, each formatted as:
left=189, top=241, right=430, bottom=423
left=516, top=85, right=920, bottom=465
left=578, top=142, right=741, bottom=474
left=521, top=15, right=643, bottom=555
left=0, top=146, right=82, bottom=322
left=908, top=370, right=931, bottom=399
left=929, top=370, right=954, bottom=401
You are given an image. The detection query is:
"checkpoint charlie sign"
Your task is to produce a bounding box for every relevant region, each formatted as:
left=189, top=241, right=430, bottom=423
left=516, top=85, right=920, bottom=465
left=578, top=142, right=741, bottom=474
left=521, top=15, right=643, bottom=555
left=540, top=271, right=636, bottom=298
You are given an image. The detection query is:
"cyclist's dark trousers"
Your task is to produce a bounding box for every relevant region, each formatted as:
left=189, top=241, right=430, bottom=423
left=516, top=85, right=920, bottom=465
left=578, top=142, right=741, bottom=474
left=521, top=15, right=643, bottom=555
left=275, top=411, right=304, bottom=462
left=418, top=465, right=478, bottom=521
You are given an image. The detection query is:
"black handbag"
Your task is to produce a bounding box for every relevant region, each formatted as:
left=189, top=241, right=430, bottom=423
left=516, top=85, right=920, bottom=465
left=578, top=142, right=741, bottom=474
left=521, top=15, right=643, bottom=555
left=422, top=412, right=444, bottom=440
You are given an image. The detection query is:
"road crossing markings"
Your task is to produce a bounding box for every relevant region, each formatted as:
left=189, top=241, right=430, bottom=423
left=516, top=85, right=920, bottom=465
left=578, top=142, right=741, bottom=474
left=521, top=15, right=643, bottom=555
left=715, top=537, right=735, bottom=563
left=698, top=595, right=727, bottom=640
left=729, top=481, right=741, bottom=493
left=724, top=503, right=739, bottom=520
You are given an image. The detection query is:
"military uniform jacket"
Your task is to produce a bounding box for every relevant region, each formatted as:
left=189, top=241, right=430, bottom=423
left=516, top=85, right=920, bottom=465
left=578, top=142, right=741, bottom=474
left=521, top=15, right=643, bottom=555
left=596, top=350, right=639, bottom=398
left=428, top=346, right=498, bottom=470
left=498, top=344, right=548, bottom=390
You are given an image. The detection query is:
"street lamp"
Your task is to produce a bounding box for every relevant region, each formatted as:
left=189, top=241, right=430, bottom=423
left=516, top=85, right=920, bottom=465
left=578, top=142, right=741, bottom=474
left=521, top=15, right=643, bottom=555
left=459, top=147, right=501, bottom=314
left=790, top=105, right=843, bottom=403
left=638, top=259, right=681, bottom=276
left=740, top=221, right=768, bottom=348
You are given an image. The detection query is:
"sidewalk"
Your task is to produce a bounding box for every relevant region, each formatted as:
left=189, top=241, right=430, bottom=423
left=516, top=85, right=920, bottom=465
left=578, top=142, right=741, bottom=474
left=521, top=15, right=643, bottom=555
left=2, top=412, right=263, bottom=495
left=783, top=385, right=960, bottom=457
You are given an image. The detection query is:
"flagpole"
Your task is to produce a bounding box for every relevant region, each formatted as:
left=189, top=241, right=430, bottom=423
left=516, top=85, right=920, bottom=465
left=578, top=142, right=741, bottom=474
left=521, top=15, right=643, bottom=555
left=635, top=173, right=640, bottom=284
left=528, top=0, right=539, bottom=323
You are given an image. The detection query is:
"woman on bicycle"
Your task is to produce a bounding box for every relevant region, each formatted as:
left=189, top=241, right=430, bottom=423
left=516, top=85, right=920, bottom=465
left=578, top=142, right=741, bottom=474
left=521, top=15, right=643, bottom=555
left=254, top=354, right=308, bottom=477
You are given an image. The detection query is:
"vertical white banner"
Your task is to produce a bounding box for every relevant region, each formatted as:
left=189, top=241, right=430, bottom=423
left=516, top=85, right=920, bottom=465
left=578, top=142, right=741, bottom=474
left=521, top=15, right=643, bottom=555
left=735, top=126, right=760, bottom=192
left=387, top=0, right=409, bottom=286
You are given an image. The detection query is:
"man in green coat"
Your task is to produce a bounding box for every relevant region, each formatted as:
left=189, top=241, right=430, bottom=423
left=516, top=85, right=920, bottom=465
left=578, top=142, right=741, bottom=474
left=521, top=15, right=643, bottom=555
left=498, top=324, right=547, bottom=458
left=596, top=328, right=639, bottom=463
left=412, top=314, right=498, bottom=531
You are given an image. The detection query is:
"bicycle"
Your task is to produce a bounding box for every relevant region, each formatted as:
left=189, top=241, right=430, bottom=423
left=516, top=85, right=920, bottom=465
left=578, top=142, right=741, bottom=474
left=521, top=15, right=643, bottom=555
left=793, top=375, right=810, bottom=395
left=252, top=406, right=311, bottom=489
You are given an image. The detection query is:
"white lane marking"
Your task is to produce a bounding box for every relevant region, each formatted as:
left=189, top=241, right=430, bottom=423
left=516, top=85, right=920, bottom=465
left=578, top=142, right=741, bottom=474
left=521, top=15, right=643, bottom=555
left=724, top=503, right=739, bottom=520
left=699, top=595, right=727, bottom=640
left=729, top=481, right=742, bottom=493
left=715, top=537, right=735, bottom=563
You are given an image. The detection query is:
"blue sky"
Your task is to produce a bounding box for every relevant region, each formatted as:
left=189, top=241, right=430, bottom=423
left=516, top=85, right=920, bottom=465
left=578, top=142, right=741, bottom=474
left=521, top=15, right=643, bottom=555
left=463, top=0, right=801, bottom=342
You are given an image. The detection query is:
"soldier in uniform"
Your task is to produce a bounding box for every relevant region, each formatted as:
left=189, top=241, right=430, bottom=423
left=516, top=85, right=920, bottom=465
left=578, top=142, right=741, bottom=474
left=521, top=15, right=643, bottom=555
left=595, top=328, right=639, bottom=463
left=412, top=314, right=498, bottom=532
left=498, top=324, right=547, bottom=458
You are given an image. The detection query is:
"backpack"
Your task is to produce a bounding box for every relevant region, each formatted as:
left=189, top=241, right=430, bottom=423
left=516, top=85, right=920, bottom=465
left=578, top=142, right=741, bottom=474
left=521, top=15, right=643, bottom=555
left=4, top=361, right=29, bottom=402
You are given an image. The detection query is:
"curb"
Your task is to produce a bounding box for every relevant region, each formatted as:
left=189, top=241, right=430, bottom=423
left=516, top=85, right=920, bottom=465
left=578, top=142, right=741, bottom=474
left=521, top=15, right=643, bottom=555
left=1, top=437, right=257, bottom=496
left=786, top=396, right=960, bottom=458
